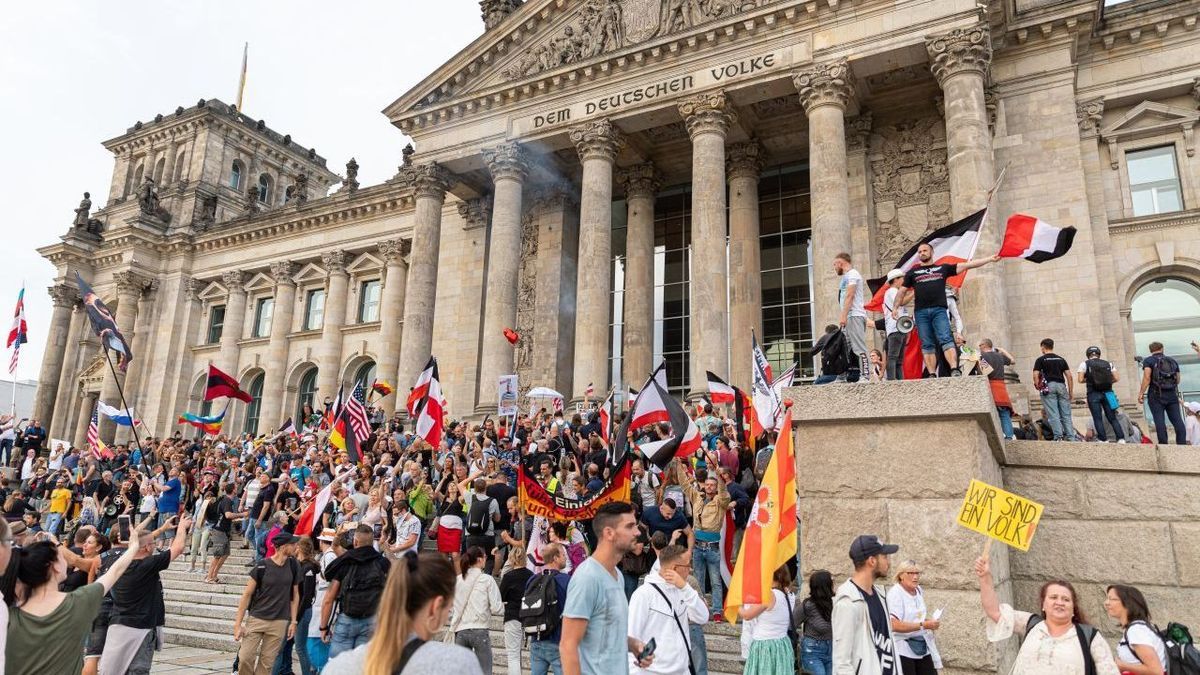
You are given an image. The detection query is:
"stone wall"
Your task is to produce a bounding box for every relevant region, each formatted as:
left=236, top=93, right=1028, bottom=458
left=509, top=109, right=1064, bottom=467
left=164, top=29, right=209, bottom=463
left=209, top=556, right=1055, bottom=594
left=785, top=377, right=1200, bottom=675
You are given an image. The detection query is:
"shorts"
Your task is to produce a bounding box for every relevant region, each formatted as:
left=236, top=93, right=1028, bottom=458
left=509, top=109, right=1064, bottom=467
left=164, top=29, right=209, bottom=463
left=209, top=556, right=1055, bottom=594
left=85, top=616, right=109, bottom=657
left=210, top=530, right=231, bottom=557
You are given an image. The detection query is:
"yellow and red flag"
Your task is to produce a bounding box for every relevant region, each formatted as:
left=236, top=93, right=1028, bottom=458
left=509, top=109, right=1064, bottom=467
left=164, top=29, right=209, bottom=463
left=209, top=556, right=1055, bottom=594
left=724, top=404, right=798, bottom=622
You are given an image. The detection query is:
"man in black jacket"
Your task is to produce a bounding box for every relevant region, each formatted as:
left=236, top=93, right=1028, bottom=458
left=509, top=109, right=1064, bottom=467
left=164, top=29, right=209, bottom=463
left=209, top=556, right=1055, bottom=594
left=318, top=525, right=390, bottom=660
left=813, top=324, right=849, bottom=384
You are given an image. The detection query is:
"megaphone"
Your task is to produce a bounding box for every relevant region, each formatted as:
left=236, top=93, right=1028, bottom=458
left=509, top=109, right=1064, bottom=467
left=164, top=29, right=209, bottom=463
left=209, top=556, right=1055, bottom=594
left=897, top=316, right=915, bottom=334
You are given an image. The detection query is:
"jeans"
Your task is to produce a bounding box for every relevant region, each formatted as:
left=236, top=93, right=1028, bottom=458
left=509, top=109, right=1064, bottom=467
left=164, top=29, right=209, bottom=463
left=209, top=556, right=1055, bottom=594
left=622, top=570, right=640, bottom=601
left=243, top=520, right=258, bottom=555
left=997, top=407, right=1014, bottom=440
left=0, top=438, right=12, bottom=466
left=254, top=523, right=270, bottom=561
left=1148, top=394, right=1187, bottom=445
left=886, top=331, right=907, bottom=381
left=913, top=306, right=954, bottom=355
left=329, top=615, right=374, bottom=660
left=126, top=629, right=157, bottom=675
left=1086, top=390, right=1123, bottom=442
left=814, top=374, right=838, bottom=385
left=1040, top=382, right=1074, bottom=440
left=690, top=622, right=709, bottom=675
left=692, top=543, right=724, bottom=613
left=455, top=628, right=493, bottom=674
left=530, top=639, right=563, bottom=675
left=503, top=619, right=524, bottom=675
left=44, top=512, right=64, bottom=536
left=801, top=636, right=832, bottom=675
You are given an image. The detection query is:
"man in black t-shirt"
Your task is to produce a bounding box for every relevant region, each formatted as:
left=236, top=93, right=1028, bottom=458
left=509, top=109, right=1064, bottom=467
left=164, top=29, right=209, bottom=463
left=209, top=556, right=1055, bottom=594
left=235, top=532, right=301, bottom=675
left=99, top=513, right=193, bottom=675
left=894, top=243, right=1000, bottom=376
left=1032, top=337, right=1075, bottom=441
left=207, top=482, right=247, bottom=585
left=832, top=535, right=901, bottom=675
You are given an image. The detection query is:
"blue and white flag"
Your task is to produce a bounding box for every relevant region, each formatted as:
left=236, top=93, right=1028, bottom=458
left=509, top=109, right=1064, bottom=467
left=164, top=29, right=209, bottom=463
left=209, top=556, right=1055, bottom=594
left=97, top=400, right=138, bottom=426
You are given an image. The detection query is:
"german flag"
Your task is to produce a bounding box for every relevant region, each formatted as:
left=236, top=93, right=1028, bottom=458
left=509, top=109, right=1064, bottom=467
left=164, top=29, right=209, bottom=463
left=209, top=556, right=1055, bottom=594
left=371, top=379, right=394, bottom=398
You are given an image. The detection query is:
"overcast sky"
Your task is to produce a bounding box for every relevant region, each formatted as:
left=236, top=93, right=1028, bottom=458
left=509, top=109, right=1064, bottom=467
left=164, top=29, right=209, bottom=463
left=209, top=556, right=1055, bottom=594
left=0, top=0, right=480, bottom=385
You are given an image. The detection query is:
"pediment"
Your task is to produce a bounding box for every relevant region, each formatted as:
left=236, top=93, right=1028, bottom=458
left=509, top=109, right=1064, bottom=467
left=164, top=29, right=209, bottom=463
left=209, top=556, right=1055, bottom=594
left=385, top=0, right=801, bottom=127
left=1101, top=101, right=1199, bottom=142
left=293, top=263, right=327, bottom=284
left=346, top=252, right=383, bottom=275
left=244, top=272, right=274, bottom=292
left=197, top=281, right=227, bottom=302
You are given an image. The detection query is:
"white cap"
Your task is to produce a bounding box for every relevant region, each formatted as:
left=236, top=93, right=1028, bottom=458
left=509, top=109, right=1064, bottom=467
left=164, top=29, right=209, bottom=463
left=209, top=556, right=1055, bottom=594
left=1185, top=401, right=1200, bottom=414
left=886, top=269, right=904, bottom=282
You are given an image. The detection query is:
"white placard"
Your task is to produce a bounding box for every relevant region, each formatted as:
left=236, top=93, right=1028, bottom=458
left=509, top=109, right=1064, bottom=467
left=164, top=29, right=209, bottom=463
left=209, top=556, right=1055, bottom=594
left=498, top=375, right=519, bottom=417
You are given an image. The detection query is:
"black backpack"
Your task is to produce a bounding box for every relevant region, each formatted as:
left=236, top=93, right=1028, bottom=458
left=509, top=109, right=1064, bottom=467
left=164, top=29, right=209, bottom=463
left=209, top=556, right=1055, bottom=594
left=1152, top=356, right=1182, bottom=392
left=338, top=558, right=387, bottom=619
left=1128, top=621, right=1200, bottom=675
left=1026, top=615, right=1099, bottom=675
left=1085, top=359, right=1115, bottom=392
left=821, top=331, right=850, bottom=376
left=521, top=571, right=562, bottom=639
left=466, top=495, right=494, bottom=536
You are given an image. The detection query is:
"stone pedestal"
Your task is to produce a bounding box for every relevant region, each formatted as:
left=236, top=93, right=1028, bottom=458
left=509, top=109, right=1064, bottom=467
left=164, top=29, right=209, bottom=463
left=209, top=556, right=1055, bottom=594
left=795, top=60, right=855, bottom=334
left=786, top=377, right=1013, bottom=675
left=679, top=92, right=735, bottom=399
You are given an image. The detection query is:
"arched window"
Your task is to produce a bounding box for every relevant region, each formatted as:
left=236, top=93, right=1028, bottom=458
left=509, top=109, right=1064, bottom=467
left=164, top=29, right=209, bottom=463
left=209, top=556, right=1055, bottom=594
left=353, top=361, right=377, bottom=391
left=1131, top=277, right=1200, bottom=402
left=230, top=161, right=243, bottom=190
left=297, top=367, right=319, bottom=423
left=153, top=157, right=166, bottom=183
left=243, top=373, right=265, bottom=435
left=258, top=174, right=272, bottom=203
left=173, top=151, right=187, bottom=182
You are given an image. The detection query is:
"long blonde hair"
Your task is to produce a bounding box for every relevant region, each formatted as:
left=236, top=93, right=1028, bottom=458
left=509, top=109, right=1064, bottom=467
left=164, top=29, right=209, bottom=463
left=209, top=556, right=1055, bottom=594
left=363, top=552, right=456, bottom=675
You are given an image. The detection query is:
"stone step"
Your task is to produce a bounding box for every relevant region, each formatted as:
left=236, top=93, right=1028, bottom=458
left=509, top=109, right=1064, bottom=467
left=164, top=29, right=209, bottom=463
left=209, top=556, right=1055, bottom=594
left=163, top=577, right=250, bottom=595
left=165, top=600, right=236, bottom=621
left=163, top=627, right=238, bottom=654
left=165, top=588, right=243, bottom=608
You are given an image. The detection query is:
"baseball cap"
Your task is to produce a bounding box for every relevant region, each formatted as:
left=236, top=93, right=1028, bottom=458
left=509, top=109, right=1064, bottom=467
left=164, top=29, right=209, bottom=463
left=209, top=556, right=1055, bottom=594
left=271, top=532, right=300, bottom=547
left=886, top=269, right=905, bottom=282
left=317, top=528, right=337, bottom=543
left=849, top=534, right=899, bottom=563
left=1086, top=346, right=1101, bottom=356
left=1185, top=401, right=1200, bottom=414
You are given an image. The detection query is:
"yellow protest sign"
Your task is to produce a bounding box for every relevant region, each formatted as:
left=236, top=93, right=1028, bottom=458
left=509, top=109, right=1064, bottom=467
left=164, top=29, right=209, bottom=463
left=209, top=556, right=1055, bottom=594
left=956, top=479, right=1044, bottom=552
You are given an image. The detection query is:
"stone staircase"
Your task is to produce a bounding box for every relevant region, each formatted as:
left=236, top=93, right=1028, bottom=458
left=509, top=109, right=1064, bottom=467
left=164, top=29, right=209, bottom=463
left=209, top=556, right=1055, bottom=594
left=162, top=539, right=748, bottom=674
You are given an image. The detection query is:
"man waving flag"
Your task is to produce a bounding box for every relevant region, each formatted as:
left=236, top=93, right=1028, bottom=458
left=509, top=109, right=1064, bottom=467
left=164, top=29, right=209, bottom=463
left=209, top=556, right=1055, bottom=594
left=725, top=402, right=797, bottom=622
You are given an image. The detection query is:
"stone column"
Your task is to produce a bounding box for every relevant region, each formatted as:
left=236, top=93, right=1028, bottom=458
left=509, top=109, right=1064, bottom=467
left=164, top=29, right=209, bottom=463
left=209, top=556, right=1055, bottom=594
left=570, top=119, right=624, bottom=402
left=376, top=239, right=410, bottom=417
left=794, top=59, right=855, bottom=332
left=217, top=271, right=248, bottom=377
left=49, top=299, right=86, bottom=442
left=727, top=141, right=765, bottom=390
left=32, top=283, right=78, bottom=435
left=115, top=280, right=158, bottom=446
left=396, top=164, right=453, bottom=405
left=477, top=142, right=528, bottom=413
left=679, top=92, right=736, bottom=399
left=617, top=163, right=661, bottom=387
left=316, top=251, right=349, bottom=402
left=259, top=262, right=297, bottom=429
left=529, top=188, right=579, bottom=397
left=74, top=391, right=97, bottom=450
left=927, top=24, right=1008, bottom=347
left=98, top=272, right=144, bottom=444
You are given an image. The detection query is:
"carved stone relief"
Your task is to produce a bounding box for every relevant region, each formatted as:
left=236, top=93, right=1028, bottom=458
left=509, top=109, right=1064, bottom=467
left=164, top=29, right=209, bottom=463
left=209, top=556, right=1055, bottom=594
left=869, top=116, right=951, bottom=270
left=503, top=0, right=774, bottom=81
left=514, top=205, right=541, bottom=378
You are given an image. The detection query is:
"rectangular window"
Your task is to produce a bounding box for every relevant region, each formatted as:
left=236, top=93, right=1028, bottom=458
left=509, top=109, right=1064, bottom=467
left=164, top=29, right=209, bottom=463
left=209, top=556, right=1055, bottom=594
left=253, top=297, right=274, bottom=338
left=304, top=289, right=325, bottom=330
left=207, top=305, right=226, bottom=344
left=358, top=279, right=381, bottom=323
left=1128, top=146, right=1183, bottom=217
left=759, top=165, right=815, bottom=378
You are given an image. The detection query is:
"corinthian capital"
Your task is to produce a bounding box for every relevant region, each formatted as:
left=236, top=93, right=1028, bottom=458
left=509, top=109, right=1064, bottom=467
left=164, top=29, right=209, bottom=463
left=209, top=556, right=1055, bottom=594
left=569, top=119, right=626, bottom=163
left=926, top=24, right=992, bottom=85
left=221, top=271, right=247, bottom=293
left=1076, top=98, right=1105, bottom=135
left=457, top=197, right=493, bottom=231
left=269, top=261, right=297, bottom=285
left=113, top=271, right=149, bottom=296
left=793, top=59, right=855, bottom=114
left=321, top=250, right=348, bottom=274
left=396, top=162, right=454, bottom=201
left=677, top=91, right=737, bottom=139
left=726, top=141, right=765, bottom=180
left=378, top=238, right=411, bottom=263
left=483, top=142, right=529, bottom=183
left=617, top=163, right=662, bottom=200
left=48, top=283, right=79, bottom=308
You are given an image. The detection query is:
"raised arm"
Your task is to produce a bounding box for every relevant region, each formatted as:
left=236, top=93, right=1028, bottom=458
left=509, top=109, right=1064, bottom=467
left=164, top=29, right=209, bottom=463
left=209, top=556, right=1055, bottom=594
left=957, top=253, right=1001, bottom=272
left=974, top=555, right=1001, bottom=623
left=96, top=527, right=142, bottom=593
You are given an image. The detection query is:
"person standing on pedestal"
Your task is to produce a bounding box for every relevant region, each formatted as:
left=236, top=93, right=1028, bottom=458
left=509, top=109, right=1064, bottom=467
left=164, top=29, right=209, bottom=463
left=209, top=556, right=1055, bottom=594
left=833, top=253, right=869, bottom=383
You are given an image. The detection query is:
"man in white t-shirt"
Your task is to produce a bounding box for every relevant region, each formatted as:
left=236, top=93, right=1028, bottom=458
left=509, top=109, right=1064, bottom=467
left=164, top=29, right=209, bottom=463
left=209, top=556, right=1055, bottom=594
left=834, top=252, right=869, bottom=382
left=881, top=269, right=910, bottom=381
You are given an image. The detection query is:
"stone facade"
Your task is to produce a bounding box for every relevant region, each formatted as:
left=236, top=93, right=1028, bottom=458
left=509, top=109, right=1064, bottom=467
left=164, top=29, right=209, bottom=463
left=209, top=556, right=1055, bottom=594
left=787, top=377, right=1200, bottom=675
left=36, top=0, right=1200, bottom=444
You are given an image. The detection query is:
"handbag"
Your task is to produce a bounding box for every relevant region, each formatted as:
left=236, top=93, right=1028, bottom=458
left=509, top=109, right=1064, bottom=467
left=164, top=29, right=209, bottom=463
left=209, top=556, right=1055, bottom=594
left=444, top=571, right=483, bottom=644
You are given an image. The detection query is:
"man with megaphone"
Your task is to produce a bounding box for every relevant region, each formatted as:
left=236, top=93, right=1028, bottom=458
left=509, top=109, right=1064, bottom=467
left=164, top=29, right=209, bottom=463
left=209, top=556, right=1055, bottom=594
left=881, top=269, right=911, bottom=380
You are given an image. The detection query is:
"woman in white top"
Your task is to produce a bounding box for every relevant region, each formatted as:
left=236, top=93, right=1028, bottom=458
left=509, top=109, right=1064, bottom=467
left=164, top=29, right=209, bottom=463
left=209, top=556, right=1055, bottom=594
left=740, top=566, right=797, bottom=675
left=886, top=560, right=943, bottom=675
left=976, top=555, right=1119, bottom=675
left=1103, top=584, right=1167, bottom=675
left=451, top=546, right=504, bottom=674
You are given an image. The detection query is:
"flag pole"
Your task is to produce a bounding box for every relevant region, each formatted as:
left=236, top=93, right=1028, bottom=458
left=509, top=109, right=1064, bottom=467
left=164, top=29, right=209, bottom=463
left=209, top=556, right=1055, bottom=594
left=100, top=348, right=146, bottom=470
left=964, top=162, right=1012, bottom=263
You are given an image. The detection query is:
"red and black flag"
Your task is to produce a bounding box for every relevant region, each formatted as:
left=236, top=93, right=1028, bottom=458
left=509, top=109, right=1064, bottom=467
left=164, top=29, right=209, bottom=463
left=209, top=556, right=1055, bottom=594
left=999, top=214, right=1076, bottom=263
left=76, top=273, right=134, bottom=371
left=705, top=371, right=736, bottom=404
left=205, top=364, right=253, bottom=403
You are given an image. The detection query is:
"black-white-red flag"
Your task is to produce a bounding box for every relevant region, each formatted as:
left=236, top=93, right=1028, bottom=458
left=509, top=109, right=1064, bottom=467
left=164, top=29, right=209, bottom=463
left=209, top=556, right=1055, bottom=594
left=998, top=214, right=1076, bottom=263
left=412, top=357, right=444, bottom=448
left=634, top=378, right=702, bottom=470
left=628, top=362, right=672, bottom=429
left=705, top=371, right=736, bottom=404
left=865, top=208, right=987, bottom=312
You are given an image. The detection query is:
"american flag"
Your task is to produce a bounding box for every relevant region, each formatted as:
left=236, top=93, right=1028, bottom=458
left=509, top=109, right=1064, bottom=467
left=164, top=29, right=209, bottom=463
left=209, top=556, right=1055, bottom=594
left=86, top=404, right=100, bottom=458
left=7, top=286, right=27, bottom=375
left=344, top=382, right=372, bottom=444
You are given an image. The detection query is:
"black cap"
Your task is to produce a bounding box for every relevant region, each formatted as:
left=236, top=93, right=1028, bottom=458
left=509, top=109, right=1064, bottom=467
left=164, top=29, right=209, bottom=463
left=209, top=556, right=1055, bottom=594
left=1086, top=346, right=1101, bottom=356
left=271, top=532, right=300, bottom=547
left=849, top=535, right=899, bottom=563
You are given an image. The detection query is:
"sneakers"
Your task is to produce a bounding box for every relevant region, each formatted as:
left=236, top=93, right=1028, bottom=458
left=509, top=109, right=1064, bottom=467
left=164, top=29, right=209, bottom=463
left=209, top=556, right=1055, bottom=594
left=711, top=612, right=724, bottom=623
left=950, top=367, right=963, bottom=377
left=1117, top=439, right=1127, bottom=444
